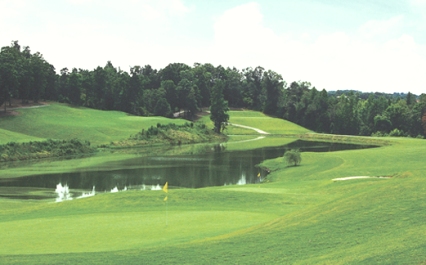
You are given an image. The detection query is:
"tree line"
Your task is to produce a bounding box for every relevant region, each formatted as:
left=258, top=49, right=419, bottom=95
left=1, top=41, right=425, bottom=137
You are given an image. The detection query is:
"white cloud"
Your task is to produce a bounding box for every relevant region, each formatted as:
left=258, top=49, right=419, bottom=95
left=358, top=15, right=404, bottom=40
left=103, top=0, right=191, bottom=20
left=0, top=0, right=193, bottom=71
left=212, top=2, right=279, bottom=67
left=410, top=0, right=426, bottom=6
left=210, top=3, right=426, bottom=94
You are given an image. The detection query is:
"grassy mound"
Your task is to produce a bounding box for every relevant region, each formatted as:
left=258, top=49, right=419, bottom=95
left=0, top=103, right=188, bottom=146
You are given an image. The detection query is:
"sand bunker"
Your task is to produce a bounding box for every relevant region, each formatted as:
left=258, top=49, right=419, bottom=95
left=332, top=176, right=390, bottom=181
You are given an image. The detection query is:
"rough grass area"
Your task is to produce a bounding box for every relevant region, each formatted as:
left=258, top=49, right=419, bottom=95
left=0, top=138, right=95, bottom=162
left=112, top=122, right=224, bottom=147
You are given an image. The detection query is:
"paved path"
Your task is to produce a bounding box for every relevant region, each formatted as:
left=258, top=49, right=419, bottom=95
left=228, top=123, right=270, bottom=134
left=8, top=104, right=49, bottom=110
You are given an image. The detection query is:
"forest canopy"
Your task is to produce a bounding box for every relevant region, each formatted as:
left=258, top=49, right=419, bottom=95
left=1, top=40, right=425, bottom=137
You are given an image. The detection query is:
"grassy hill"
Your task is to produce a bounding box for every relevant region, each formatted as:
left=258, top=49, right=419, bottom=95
left=0, top=103, right=188, bottom=146
left=0, top=109, right=425, bottom=264
left=227, top=110, right=311, bottom=134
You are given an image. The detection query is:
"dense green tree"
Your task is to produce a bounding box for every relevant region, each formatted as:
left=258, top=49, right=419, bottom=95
left=58, top=68, right=69, bottom=103
left=18, top=46, right=32, bottom=103
left=315, top=89, right=331, bottom=132
left=0, top=42, right=21, bottom=110
left=143, top=88, right=167, bottom=115
left=93, top=66, right=107, bottom=108
left=103, top=61, right=120, bottom=110
left=406, top=92, right=416, bottom=106
left=125, top=66, right=143, bottom=114
left=283, top=81, right=311, bottom=123
left=159, top=63, right=190, bottom=85
left=161, top=80, right=177, bottom=112
left=262, top=70, right=285, bottom=115
left=68, top=68, right=81, bottom=105
left=43, top=64, right=57, bottom=101
left=154, top=97, right=172, bottom=117
left=141, top=64, right=159, bottom=90
left=223, top=67, right=243, bottom=107
left=115, top=71, right=130, bottom=112
left=384, top=101, right=411, bottom=133
left=374, top=114, right=392, bottom=133
left=210, top=80, right=229, bottom=133
left=330, top=93, right=360, bottom=135
left=79, top=69, right=94, bottom=107
left=193, top=63, right=213, bottom=107
left=30, top=52, right=48, bottom=103
left=422, top=112, right=426, bottom=135
left=241, top=67, right=264, bottom=110
left=176, top=70, right=199, bottom=118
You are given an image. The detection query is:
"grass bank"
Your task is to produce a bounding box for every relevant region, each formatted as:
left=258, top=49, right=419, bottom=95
left=0, top=103, right=223, bottom=162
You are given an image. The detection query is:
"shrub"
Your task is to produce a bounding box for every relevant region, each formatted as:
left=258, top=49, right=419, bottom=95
left=284, top=149, right=301, bottom=166
left=389, top=128, right=406, bottom=137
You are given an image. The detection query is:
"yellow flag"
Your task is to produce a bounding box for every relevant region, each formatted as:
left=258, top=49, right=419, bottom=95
left=162, top=182, right=168, bottom=193
left=257, top=173, right=261, bottom=177
left=164, top=196, right=168, bottom=201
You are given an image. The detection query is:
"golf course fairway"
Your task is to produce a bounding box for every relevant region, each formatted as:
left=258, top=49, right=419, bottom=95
left=0, top=106, right=425, bottom=264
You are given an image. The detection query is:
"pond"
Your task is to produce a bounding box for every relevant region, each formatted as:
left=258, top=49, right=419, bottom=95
left=0, top=140, right=376, bottom=201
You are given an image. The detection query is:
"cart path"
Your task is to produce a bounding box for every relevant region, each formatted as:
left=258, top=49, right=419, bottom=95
left=228, top=123, right=270, bottom=134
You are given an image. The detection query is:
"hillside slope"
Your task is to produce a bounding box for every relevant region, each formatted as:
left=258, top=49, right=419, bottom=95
left=0, top=103, right=188, bottom=145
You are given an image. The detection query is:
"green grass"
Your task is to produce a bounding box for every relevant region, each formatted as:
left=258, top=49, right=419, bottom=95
left=224, top=135, right=297, bottom=151
left=198, top=110, right=310, bottom=135
left=0, top=103, right=188, bottom=146
left=227, top=110, right=311, bottom=134
left=0, top=128, right=44, bottom=143
left=1, top=108, right=425, bottom=264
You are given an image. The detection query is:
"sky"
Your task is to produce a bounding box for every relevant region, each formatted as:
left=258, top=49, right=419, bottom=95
left=1, top=0, right=425, bottom=94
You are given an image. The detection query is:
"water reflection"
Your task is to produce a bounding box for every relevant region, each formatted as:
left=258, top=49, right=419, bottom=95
left=0, top=140, right=376, bottom=201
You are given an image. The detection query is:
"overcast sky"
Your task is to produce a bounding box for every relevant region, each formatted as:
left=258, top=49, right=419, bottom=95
left=1, top=0, right=425, bottom=94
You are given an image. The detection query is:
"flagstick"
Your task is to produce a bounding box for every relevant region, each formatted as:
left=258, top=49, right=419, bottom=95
left=166, top=199, right=168, bottom=226
left=163, top=182, right=169, bottom=227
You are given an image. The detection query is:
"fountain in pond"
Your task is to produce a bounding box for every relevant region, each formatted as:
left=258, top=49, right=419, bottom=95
left=151, top=184, right=162, bottom=190
left=55, top=183, right=72, bottom=202
left=111, top=186, right=128, bottom=192
left=237, top=173, right=247, bottom=185
left=77, top=186, right=96, bottom=199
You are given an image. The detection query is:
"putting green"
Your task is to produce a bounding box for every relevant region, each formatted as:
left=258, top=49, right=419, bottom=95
left=0, top=210, right=274, bottom=255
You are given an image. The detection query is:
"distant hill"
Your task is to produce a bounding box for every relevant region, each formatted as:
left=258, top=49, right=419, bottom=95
left=328, top=90, right=416, bottom=100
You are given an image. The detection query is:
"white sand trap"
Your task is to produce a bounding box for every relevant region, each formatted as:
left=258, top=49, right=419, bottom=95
left=333, top=176, right=390, bottom=181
